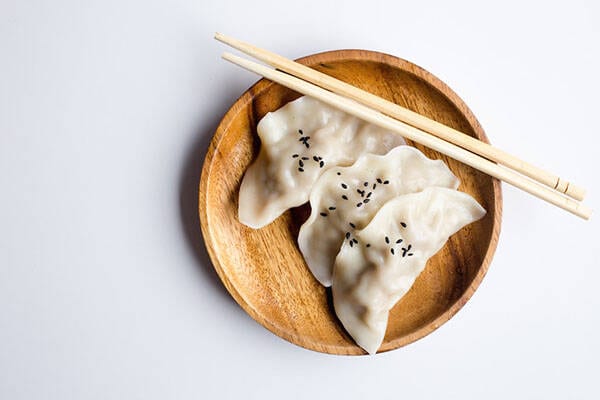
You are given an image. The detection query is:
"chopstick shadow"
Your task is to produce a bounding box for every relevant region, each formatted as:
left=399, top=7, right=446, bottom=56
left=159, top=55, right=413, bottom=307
left=178, top=102, right=237, bottom=306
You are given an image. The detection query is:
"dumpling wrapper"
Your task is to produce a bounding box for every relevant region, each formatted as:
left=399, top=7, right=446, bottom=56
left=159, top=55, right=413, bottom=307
left=238, top=96, right=405, bottom=229
left=332, top=187, right=486, bottom=354
left=298, top=146, right=459, bottom=287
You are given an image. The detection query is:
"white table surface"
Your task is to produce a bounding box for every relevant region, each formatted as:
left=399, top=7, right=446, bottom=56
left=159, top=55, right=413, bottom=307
left=1, top=1, right=599, bottom=398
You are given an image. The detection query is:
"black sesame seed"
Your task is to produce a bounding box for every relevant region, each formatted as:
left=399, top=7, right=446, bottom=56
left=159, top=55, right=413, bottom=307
left=320, top=212, right=327, bottom=217
left=363, top=198, right=370, bottom=203
left=298, top=168, right=304, bottom=172
left=366, top=192, right=372, bottom=198
left=366, top=243, right=371, bottom=247
left=377, top=178, right=383, bottom=184
left=313, top=156, right=319, bottom=162
left=390, top=248, right=395, bottom=255
left=301, top=156, right=309, bottom=160
left=337, top=172, right=341, bottom=176
left=328, top=206, right=336, bottom=210
left=292, top=154, right=299, bottom=158
left=385, top=236, right=390, bottom=244
left=407, top=253, right=413, bottom=256
left=299, top=136, right=311, bottom=148
left=349, top=222, right=356, bottom=228
left=341, top=183, right=347, bottom=189
left=349, top=241, right=354, bottom=247
left=352, top=238, right=358, bottom=244
left=400, top=222, right=407, bottom=228
left=364, top=182, right=368, bottom=187
left=372, top=183, right=377, bottom=190
left=396, top=239, right=403, bottom=244
left=345, top=232, right=351, bottom=239
left=298, top=129, right=303, bottom=134
left=383, top=180, right=390, bottom=185
left=299, top=160, right=304, bottom=167
left=319, top=161, right=324, bottom=168
left=341, top=195, right=348, bottom=200
left=356, top=202, right=363, bottom=207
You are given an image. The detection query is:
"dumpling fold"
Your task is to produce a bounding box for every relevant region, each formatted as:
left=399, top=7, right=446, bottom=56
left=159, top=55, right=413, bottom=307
left=332, top=187, right=486, bottom=354
left=298, top=146, right=459, bottom=287
left=238, top=96, right=405, bottom=228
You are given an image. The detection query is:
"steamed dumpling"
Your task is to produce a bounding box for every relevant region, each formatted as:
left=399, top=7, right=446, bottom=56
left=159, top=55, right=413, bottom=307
left=332, top=187, right=486, bottom=354
left=298, top=146, right=459, bottom=287
left=238, top=96, right=405, bottom=228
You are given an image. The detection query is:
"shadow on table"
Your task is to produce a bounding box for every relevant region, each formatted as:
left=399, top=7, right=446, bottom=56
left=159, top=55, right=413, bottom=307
left=178, top=97, right=240, bottom=306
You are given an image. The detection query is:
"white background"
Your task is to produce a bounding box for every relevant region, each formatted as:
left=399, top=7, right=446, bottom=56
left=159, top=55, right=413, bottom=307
left=1, top=0, right=599, bottom=398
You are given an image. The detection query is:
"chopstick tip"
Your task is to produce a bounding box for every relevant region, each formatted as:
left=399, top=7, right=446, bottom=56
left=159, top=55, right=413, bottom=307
left=576, top=203, right=593, bottom=220
left=583, top=207, right=593, bottom=221
left=221, top=52, right=241, bottom=65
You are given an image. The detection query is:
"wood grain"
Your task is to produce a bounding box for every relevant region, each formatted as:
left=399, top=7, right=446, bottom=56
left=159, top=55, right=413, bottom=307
left=199, top=50, right=502, bottom=355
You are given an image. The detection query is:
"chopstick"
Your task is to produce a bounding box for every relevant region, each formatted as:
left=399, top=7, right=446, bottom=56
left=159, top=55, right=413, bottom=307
left=215, top=33, right=586, bottom=202
left=219, top=52, right=592, bottom=220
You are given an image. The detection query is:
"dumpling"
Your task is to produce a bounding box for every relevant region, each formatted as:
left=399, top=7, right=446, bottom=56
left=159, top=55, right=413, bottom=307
left=332, top=187, right=486, bottom=354
left=238, top=96, right=405, bottom=228
left=298, top=146, right=459, bottom=287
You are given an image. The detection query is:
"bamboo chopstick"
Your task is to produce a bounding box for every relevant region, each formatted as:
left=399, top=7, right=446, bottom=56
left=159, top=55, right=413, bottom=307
left=220, top=52, right=592, bottom=220
left=215, top=32, right=586, bottom=202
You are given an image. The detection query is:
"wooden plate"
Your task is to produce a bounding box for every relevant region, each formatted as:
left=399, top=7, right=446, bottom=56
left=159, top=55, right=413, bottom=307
left=199, top=50, right=502, bottom=355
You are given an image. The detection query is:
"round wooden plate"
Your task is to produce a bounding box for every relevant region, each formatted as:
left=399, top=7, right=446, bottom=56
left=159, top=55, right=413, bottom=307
left=199, top=50, right=502, bottom=355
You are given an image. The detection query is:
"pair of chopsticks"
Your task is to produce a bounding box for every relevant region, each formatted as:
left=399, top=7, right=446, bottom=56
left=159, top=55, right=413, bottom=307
left=215, top=33, right=592, bottom=220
